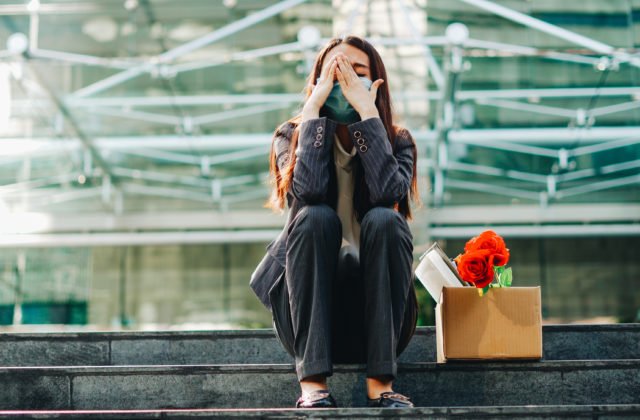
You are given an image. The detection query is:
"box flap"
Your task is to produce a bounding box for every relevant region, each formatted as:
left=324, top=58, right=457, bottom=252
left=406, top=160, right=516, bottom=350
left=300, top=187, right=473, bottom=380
left=415, top=243, right=465, bottom=303
left=435, top=292, right=446, bottom=363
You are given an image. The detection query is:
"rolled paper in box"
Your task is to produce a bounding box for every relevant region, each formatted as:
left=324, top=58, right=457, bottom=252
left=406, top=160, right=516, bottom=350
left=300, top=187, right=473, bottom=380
left=414, top=243, right=465, bottom=302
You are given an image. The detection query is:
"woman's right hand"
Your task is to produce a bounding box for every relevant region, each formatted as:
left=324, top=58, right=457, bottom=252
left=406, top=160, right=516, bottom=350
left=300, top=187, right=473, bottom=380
left=302, top=57, right=338, bottom=121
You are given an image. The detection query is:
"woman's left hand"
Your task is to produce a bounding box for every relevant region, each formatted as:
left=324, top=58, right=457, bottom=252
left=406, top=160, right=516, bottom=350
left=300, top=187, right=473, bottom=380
left=335, top=54, right=383, bottom=120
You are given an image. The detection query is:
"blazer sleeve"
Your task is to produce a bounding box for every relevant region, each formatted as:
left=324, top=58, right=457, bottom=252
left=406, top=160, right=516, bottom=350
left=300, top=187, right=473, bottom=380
left=272, top=122, right=294, bottom=173
left=285, top=117, right=338, bottom=204
left=347, top=117, right=415, bottom=206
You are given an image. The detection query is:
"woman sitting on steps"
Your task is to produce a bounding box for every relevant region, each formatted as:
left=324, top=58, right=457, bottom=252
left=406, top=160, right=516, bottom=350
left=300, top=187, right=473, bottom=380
left=250, top=34, right=420, bottom=409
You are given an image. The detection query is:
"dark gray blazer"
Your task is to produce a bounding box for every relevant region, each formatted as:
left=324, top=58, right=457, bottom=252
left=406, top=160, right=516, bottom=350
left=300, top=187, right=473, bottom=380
left=250, top=116, right=416, bottom=311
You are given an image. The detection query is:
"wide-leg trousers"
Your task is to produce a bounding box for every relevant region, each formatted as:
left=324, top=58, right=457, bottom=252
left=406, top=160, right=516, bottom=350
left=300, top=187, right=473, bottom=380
left=275, top=204, right=417, bottom=382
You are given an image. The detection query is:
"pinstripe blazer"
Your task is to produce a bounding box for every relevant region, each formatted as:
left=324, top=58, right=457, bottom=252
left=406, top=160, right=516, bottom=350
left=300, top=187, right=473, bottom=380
left=250, top=116, right=416, bottom=311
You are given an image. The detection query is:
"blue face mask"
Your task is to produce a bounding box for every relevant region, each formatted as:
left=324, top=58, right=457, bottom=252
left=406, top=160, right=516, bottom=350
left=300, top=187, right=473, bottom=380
left=317, top=76, right=373, bottom=125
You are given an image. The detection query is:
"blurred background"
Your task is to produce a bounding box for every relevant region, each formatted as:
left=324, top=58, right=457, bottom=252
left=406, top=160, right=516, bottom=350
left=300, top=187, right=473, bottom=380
left=0, top=0, right=638, bottom=331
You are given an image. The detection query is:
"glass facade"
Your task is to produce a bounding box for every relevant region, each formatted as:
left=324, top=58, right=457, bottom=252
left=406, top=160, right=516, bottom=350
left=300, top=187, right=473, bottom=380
left=0, top=0, right=638, bottom=330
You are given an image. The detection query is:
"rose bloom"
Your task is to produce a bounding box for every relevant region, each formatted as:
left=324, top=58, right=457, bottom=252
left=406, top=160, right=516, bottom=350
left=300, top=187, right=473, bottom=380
left=455, top=249, right=494, bottom=288
left=464, top=230, right=510, bottom=266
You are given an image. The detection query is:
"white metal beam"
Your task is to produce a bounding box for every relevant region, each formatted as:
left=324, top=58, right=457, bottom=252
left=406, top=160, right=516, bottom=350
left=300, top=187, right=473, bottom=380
left=4, top=126, right=640, bottom=159
left=191, top=103, right=291, bottom=126
left=64, top=93, right=303, bottom=108
left=5, top=187, right=103, bottom=207
left=116, top=147, right=269, bottom=167
left=556, top=174, right=640, bottom=199
left=447, top=161, right=548, bottom=184
left=29, top=49, right=137, bottom=70
left=445, top=173, right=639, bottom=202
left=426, top=203, right=640, bottom=226
left=445, top=179, right=541, bottom=201
left=475, top=98, right=577, bottom=119
left=170, top=42, right=304, bottom=74
left=571, top=137, right=640, bottom=157
left=556, top=159, right=640, bottom=183
left=429, top=224, right=640, bottom=239
left=0, top=211, right=286, bottom=234
left=0, top=230, right=282, bottom=248
left=0, top=173, right=80, bottom=193
left=111, top=167, right=211, bottom=189
left=205, top=148, right=270, bottom=166
left=48, top=87, right=640, bottom=110
left=448, top=126, right=640, bottom=145
left=159, top=0, right=308, bottom=63
left=463, top=38, right=600, bottom=66
left=457, top=87, right=640, bottom=100
left=1, top=204, right=636, bottom=234
left=88, top=107, right=182, bottom=126
left=120, top=183, right=213, bottom=203
left=342, top=0, right=365, bottom=34
left=71, top=65, right=152, bottom=99
left=0, top=223, right=637, bottom=248
left=21, top=63, right=118, bottom=202
left=589, top=100, right=640, bottom=118
left=0, top=3, right=100, bottom=15
left=70, top=0, right=310, bottom=98
left=475, top=98, right=640, bottom=121
left=115, top=149, right=201, bottom=165
left=459, top=0, right=640, bottom=67
left=397, top=0, right=445, bottom=89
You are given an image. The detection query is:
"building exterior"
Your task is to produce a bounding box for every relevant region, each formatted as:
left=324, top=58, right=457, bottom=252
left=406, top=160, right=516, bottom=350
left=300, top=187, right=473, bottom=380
left=0, top=0, right=638, bottom=330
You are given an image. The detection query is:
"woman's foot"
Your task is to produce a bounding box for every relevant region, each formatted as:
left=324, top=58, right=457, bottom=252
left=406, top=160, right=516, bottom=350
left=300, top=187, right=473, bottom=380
left=366, top=375, right=394, bottom=399
left=296, top=389, right=337, bottom=408
left=297, top=374, right=337, bottom=408
left=300, top=374, right=329, bottom=395
left=367, top=391, right=414, bottom=408
left=366, top=376, right=414, bottom=408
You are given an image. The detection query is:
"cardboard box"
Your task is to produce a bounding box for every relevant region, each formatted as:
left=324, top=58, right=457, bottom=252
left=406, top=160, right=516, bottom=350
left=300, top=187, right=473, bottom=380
left=436, top=286, right=543, bottom=363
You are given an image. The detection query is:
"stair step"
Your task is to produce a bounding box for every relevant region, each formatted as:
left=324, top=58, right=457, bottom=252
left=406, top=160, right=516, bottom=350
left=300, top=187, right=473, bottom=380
left=1, top=360, right=638, bottom=410
left=1, top=405, right=640, bottom=419
left=1, top=324, right=638, bottom=367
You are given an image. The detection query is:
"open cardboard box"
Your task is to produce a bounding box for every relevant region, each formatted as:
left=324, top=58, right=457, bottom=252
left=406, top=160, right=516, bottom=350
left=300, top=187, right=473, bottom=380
left=436, top=286, right=543, bottom=363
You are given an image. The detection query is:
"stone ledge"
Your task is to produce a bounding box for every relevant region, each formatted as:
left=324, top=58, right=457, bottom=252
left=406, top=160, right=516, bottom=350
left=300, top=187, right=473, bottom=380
left=1, top=404, right=640, bottom=419
left=1, top=360, right=639, bottom=409
left=1, top=324, right=638, bottom=366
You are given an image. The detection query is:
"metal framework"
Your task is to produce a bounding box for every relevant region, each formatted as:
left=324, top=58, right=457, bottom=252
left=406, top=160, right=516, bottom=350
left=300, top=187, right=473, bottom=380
left=0, top=0, right=639, bottom=246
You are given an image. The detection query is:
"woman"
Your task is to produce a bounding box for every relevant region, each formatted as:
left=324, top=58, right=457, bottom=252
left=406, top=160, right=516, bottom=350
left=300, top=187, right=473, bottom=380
left=250, top=35, right=420, bottom=409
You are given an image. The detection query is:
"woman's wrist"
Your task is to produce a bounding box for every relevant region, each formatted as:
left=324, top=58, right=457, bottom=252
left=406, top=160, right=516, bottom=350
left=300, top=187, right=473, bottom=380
left=302, top=103, right=321, bottom=122
left=358, top=105, right=380, bottom=120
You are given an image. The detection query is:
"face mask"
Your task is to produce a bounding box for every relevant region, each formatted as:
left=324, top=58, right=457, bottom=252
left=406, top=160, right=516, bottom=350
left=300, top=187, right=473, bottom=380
left=317, top=76, right=373, bottom=124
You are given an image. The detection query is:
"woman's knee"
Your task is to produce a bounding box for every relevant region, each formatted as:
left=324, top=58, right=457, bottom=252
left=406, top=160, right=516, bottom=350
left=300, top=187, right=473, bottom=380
left=294, top=204, right=341, bottom=233
left=361, top=207, right=406, bottom=235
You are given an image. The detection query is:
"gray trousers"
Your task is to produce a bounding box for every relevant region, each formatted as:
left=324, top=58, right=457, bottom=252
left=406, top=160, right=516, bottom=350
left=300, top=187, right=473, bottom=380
left=279, top=204, right=417, bottom=381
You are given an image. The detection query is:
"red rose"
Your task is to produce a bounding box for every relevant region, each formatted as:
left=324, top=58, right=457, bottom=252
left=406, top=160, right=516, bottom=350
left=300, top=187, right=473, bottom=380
left=464, top=230, right=510, bottom=266
left=455, top=249, right=494, bottom=288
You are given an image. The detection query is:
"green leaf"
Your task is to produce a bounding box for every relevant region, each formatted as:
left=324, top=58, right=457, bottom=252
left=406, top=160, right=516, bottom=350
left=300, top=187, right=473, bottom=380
left=494, top=265, right=505, bottom=276
left=499, top=267, right=513, bottom=287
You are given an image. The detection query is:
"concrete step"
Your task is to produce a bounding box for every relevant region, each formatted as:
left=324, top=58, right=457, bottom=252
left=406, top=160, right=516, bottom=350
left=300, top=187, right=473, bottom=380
left=2, top=405, right=640, bottom=419
left=1, top=324, right=638, bottom=367
left=1, top=360, right=639, bottom=410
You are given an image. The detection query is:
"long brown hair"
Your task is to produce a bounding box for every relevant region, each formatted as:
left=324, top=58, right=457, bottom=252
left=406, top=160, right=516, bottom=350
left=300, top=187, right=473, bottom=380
left=267, top=35, right=419, bottom=219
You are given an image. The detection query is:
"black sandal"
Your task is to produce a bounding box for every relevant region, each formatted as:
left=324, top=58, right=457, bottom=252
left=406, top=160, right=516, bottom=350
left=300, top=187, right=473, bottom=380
left=367, top=391, right=414, bottom=408
left=295, top=389, right=338, bottom=408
